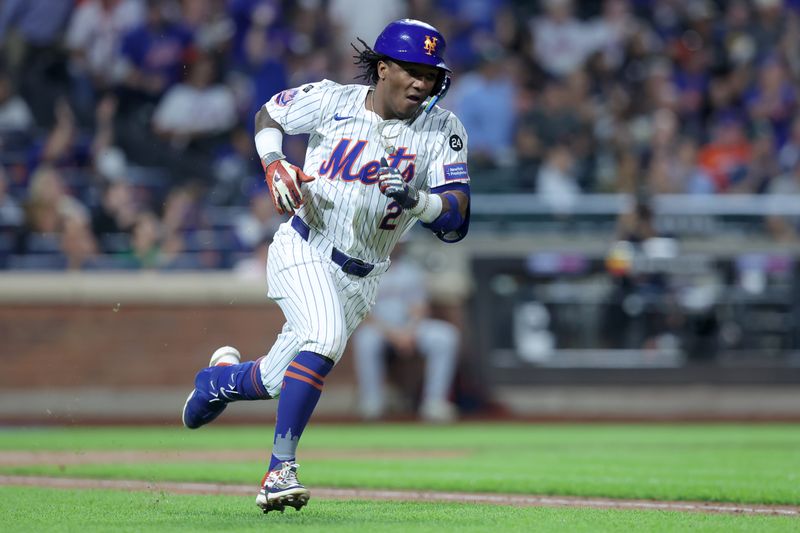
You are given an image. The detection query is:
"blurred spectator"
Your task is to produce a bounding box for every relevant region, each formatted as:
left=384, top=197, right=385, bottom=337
left=447, top=44, right=516, bottom=168
left=226, top=0, right=283, bottom=67
left=61, top=217, right=101, bottom=270
left=536, top=144, right=580, bottom=214
left=126, top=210, right=161, bottom=268
left=588, top=0, right=639, bottom=73
left=525, top=79, right=585, bottom=151
left=115, top=0, right=194, bottom=110
left=161, top=186, right=204, bottom=236
left=706, top=66, right=744, bottom=131
left=603, top=200, right=682, bottom=351
left=697, top=115, right=752, bottom=192
left=17, top=164, right=89, bottom=257
left=123, top=50, right=233, bottom=184
left=65, top=0, right=145, bottom=124
left=670, top=137, right=715, bottom=195
left=91, top=180, right=139, bottom=238
left=0, top=0, right=74, bottom=127
left=529, top=0, right=596, bottom=78
left=751, top=0, right=787, bottom=58
left=233, top=13, right=288, bottom=127
left=0, top=64, right=34, bottom=132
left=672, top=46, right=713, bottom=137
left=180, top=0, right=235, bottom=53
left=22, top=165, right=88, bottom=235
left=744, top=56, right=797, bottom=147
left=353, top=243, right=460, bottom=423
left=152, top=52, right=237, bottom=150
left=730, top=130, right=779, bottom=194
left=717, top=1, right=758, bottom=68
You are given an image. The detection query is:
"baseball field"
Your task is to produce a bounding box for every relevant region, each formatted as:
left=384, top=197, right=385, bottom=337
left=2, top=423, right=799, bottom=532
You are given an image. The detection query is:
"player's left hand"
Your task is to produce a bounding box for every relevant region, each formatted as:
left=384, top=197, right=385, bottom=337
left=262, top=158, right=315, bottom=215
left=378, top=157, right=418, bottom=209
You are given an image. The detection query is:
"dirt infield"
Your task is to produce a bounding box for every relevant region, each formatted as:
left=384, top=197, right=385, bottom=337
left=2, top=450, right=798, bottom=517
left=2, top=474, right=798, bottom=516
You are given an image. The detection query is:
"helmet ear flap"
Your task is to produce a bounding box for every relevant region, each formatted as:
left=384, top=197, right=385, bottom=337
left=422, top=72, right=450, bottom=114
left=432, top=70, right=449, bottom=98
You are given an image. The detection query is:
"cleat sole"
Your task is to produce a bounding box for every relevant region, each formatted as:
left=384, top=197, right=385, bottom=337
left=257, top=492, right=309, bottom=514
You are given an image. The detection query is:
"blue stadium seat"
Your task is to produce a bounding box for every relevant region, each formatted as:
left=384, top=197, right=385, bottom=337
left=25, top=233, right=61, bottom=253
left=7, top=254, right=66, bottom=270
left=99, top=232, right=132, bottom=253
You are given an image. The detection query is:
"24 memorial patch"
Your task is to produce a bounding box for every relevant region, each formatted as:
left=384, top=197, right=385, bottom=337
left=449, top=134, right=463, bottom=151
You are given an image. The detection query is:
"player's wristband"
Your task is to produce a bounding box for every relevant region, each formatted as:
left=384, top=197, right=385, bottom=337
left=261, top=151, right=286, bottom=167
left=408, top=191, right=443, bottom=223
left=255, top=128, right=284, bottom=159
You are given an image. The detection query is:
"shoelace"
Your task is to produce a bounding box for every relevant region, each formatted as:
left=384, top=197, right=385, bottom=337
left=262, top=462, right=301, bottom=490
left=277, top=463, right=299, bottom=485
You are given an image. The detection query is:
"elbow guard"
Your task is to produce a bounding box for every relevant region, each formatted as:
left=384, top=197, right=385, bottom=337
left=422, top=183, right=470, bottom=243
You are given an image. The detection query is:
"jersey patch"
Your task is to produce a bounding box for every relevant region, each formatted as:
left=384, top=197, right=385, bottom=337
left=443, top=162, right=468, bottom=181
left=302, top=84, right=314, bottom=93
left=449, top=134, right=463, bottom=152
left=274, top=89, right=299, bottom=107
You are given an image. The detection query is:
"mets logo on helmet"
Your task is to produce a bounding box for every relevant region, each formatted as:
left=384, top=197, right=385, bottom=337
left=423, top=36, right=438, bottom=56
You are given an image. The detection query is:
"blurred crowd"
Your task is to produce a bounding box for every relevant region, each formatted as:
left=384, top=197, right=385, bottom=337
left=2, top=0, right=800, bottom=271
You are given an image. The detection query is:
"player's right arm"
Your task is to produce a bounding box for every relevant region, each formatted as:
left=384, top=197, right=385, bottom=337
left=253, top=81, right=334, bottom=215
left=255, top=107, right=284, bottom=135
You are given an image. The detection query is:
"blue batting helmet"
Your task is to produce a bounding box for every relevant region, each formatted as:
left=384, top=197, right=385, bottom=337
left=373, top=19, right=450, bottom=72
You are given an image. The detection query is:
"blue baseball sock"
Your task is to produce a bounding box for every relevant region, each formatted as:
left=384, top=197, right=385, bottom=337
left=269, top=351, right=334, bottom=471
left=211, top=360, right=270, bottom=401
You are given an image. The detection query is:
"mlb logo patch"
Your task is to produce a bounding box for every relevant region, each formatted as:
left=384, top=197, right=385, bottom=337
left=443, top=163, right=469, bottom=181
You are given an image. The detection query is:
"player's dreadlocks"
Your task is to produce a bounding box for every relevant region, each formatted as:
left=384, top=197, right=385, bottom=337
left=351, top=38, right=383, bottom=85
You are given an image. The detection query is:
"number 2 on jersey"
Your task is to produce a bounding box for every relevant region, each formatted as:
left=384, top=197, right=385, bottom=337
left=379, top=201, right=402, bottom=230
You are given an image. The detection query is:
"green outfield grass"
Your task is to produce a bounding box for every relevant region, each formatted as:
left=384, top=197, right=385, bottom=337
left=2, top=486, right=798, bottom=533
left=1, top=423, right=799, bottom=532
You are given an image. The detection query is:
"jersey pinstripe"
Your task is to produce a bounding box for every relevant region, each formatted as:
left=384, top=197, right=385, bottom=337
left=258, top=224, right=382, bottom=385
left=265, top=80, right=469, bottom=264
left=256, top=79, right=469, bottom=387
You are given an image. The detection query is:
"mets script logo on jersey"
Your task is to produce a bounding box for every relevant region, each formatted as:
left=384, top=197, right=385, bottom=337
left=273, top=89, right=298, bottom=107
left=423, top=36, right=438, bottom=56
left=319, top=140, right=416, bottom=185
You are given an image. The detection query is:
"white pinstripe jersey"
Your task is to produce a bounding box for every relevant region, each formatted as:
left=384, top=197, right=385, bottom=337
left=264, top=79, right=469, bottom=264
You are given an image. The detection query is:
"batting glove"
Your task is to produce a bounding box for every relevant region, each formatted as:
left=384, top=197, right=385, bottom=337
left=262, top=152, right=315, bottom=215
left=378, top=157, right=419, bottom=209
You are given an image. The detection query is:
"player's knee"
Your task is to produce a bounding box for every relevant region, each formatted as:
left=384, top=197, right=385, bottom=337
left=263, top=374, right=283, bottom=398
left=302, top=332, right=348, bottom=363
left=420, top=320, right=459, bottom=356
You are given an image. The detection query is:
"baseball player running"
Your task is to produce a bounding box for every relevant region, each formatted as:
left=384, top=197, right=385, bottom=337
left=182, top=18, right=470, bottom=514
